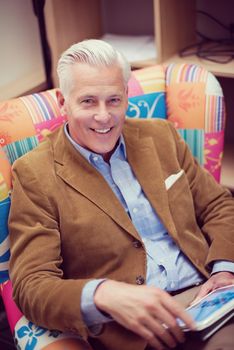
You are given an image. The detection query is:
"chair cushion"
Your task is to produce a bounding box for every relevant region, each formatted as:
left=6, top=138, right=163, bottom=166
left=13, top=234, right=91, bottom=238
left=127, top=65, right=167, bottom=119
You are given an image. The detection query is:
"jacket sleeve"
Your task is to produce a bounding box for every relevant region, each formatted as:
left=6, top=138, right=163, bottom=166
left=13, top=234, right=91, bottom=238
left=9, top=156, right=90, bottom=337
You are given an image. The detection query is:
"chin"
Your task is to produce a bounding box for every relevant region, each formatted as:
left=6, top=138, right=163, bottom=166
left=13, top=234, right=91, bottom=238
left=97, top=148, right=114, bottom=156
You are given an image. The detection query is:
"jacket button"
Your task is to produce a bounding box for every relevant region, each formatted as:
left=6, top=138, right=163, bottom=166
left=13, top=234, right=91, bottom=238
left=136, top=275, right=145, bottom=285
left=88, top=324, right=104, bottom=335
left=133, top=240, right=142, bottom=248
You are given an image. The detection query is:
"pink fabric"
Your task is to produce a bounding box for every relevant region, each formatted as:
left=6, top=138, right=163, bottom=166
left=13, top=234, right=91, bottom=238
left=128, top=75, right=144, bottom=97
left=35, top=116, right=66, bottom=142
left=1, top=280, right=22, bottom=332
left=204, top=131, right=224, bottom=183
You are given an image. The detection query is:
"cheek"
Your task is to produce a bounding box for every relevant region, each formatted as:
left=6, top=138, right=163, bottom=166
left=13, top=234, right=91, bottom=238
left=68, top=109, right=92, bottom=125
left=119, top=108, right=127, bottom=123
left=67, top=117, right=86, bottom=136
left=115, top=104, right=127, bottom=118
left=112, top=113, right=124, bottom=127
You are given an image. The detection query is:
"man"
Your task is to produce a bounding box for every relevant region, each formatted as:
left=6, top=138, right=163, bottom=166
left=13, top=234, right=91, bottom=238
left=9, top=39, right=234, bottom=350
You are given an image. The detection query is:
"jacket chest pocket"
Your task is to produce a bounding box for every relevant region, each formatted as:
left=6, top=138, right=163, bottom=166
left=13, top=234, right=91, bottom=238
left=166, top=171, right=198, bottom=233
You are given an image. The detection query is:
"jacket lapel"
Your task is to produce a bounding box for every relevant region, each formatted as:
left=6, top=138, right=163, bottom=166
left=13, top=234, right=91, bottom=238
left=50, top=122, right=177, bottom=240
left=123, top=123, right=177, bottom=237
left=50, top=127, right=140, bottom=240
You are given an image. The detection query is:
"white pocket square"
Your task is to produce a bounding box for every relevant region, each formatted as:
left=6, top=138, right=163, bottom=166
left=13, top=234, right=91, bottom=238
left=165, top=169, right=184, bottom=190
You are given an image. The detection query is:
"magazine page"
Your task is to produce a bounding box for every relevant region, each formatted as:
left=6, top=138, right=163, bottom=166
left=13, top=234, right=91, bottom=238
left=178, top=284, right=234, bottom=332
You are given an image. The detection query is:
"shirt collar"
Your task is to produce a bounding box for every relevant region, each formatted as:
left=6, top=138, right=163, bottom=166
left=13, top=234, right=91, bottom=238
left=63, top=122, right=127, bottom=163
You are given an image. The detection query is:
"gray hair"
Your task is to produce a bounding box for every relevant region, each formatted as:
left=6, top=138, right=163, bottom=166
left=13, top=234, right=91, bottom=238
left=57, top=39, right=131, bottom=97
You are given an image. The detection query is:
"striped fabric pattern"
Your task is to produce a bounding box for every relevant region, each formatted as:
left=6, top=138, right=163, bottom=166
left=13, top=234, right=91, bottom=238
left=3, top=136, right=39, bottom=165
left=178, top=129, right=204, bottom=165
left=205, top=94, right=225, bottom=132
left=166, top=63, right=208, bottom=85
left=20, top=90, right=60, bottom=124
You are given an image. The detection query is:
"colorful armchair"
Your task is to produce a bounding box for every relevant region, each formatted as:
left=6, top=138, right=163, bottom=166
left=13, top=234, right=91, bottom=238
left=0, top=63, right=226, bottom=349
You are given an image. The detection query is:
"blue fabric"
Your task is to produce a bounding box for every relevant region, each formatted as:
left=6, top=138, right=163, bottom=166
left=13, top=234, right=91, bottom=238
left=4, top=136, right=39, bottom=165
left=178, top=129, right=204, bottom=165
left=127, top=92, right=166, bottom=119
left=212, top=261, right=234, bottom=274
left=0, top=197, right=11, bottom=282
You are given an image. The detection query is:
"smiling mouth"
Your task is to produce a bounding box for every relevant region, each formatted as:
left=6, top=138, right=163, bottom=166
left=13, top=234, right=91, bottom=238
left=91, top=128, right=112, bottom=134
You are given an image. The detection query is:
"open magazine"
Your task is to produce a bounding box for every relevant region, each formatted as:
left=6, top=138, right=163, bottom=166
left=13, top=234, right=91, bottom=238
left=178, top=284, right=234, bottom=340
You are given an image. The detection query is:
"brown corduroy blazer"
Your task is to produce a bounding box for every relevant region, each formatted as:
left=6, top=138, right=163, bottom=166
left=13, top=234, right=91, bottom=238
left=9, top=119, right=234, bottom=350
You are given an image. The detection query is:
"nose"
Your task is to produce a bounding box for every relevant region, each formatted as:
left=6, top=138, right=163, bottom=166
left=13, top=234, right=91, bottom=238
left=93, top=103, right=111, bottom=123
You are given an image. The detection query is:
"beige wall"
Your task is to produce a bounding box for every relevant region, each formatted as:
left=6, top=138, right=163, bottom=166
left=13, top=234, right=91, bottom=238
left=0, top=0, right=46, bottom=101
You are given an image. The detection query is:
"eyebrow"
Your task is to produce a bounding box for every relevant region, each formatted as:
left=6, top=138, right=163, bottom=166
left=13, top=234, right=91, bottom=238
left=77, top=95, right=96, bottom=101
left=78, top=93, right=123, bottom=100
left=108, top=94, right=123, bottom=99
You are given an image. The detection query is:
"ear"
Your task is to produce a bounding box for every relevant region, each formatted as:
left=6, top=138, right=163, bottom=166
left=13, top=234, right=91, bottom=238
left=125, top=86, right=129, bottom=109
left=56, top=90, right=67, bottom=116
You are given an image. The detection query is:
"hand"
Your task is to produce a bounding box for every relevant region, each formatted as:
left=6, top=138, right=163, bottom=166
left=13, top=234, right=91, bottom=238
left=94, top=280, right=195, bottom=350
left=192, top=271, right=234, bottom=304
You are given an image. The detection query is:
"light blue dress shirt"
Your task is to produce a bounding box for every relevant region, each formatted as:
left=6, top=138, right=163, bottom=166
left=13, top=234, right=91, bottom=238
left=64, top=123, right=234, bottom=326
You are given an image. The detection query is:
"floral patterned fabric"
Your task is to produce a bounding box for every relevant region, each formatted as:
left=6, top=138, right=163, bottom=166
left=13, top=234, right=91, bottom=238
left=0, top=63, right=226, bottom=349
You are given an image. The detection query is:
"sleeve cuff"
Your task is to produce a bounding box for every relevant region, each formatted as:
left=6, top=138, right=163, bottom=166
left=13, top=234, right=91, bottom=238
left=212, top=260, right=234, bottom=275
left=80, top=279, right=112, bottom=327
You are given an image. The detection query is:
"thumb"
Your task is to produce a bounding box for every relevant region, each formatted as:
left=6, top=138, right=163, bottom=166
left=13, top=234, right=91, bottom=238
left=190, top=284, right=212, bottom=305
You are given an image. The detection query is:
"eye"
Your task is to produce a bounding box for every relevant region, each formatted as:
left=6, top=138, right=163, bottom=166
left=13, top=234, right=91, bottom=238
left=109, top=97, right=121, bottom=105
left=81, top=98, right=95, bottom=105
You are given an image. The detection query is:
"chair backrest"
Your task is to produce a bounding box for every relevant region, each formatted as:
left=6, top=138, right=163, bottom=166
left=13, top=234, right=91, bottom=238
left=0, top=63, right=226, bottom=349
left=127, top=63, right=225, bottom=182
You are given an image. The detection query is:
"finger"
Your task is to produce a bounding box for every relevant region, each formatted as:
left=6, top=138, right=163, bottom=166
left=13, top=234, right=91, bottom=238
left=150, top=305, right=185, bottom=344
left=163, top=322, right=185, bottom=345
left=160, top=294, right=196, bottom=330
left=191, top=277, right=234, bottom=305
left=133, top=322, right=165, bottom=350
left=145, top=332, right=166, bottom=350
left=145, top=317, right=178, bottom=348
left=191, top=284, right=213, bottom=305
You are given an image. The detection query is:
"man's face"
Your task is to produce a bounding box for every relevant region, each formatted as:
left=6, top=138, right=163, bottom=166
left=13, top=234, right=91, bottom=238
left=57, top=63, right=128, bottom=162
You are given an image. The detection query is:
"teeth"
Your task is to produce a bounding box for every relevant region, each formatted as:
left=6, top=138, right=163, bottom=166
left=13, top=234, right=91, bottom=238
left=94, top=128, right=111, bottom=134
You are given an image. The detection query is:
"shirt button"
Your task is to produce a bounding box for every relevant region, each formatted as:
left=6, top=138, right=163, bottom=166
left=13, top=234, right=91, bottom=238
left=132, top=207, right=138, bottom=213
left=132, top=240, right=142, bottom=248
left=136, top=275, right=145, bottom=285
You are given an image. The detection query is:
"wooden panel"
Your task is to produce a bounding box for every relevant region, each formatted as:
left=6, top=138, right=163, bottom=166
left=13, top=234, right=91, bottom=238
left=155, top=0, right=196, bottom=62
left=45, top=0, right=102, bottom=86
left=221, top=144, right=234, bottom=190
